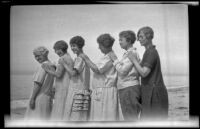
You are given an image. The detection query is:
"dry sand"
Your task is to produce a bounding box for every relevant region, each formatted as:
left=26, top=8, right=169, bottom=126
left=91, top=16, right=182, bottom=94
left=8, top=86, right=189, bottom=121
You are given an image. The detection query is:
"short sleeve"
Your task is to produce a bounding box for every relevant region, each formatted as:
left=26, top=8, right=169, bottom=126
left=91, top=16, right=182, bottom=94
left=33, top=66, right=46, bottom=85
left=74, top=57, right=85, bottom=73
left=96, top=55, right=112, bottom=73
left=142, top=50, right=157, bottom=69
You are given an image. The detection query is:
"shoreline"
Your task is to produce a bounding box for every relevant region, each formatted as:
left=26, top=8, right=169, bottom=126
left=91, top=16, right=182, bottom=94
left=9, top=86, right=189, bottom=121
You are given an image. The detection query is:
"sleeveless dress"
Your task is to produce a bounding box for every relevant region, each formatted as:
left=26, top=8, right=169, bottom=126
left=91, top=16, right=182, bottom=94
left=50, top=53, right=74, bottom=120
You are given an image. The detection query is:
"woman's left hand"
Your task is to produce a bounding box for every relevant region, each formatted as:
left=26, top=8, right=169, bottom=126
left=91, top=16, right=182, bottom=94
left=42, top=63, right=49, bottom=71
left=108, top=51, right=118, bottom=62
left=58, top=58, right=64, bottom=64
left=29, top=98, right=35, bottom=110
left=79, top=53, right=89, bottom=61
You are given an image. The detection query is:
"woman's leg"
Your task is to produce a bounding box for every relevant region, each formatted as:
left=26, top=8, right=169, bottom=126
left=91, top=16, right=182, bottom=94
left=118, top=86, right=141, bottom=121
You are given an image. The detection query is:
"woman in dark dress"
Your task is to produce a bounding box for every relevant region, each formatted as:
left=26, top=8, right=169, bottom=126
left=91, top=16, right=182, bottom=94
left=127, top=26, right=168, bottom=120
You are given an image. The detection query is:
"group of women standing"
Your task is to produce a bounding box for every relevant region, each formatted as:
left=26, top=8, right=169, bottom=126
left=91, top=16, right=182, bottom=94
left=25, top=26, right=169, bottom=122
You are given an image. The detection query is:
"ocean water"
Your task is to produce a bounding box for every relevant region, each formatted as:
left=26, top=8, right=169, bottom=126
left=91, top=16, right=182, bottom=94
left=10, top=73, right=189, bottom=101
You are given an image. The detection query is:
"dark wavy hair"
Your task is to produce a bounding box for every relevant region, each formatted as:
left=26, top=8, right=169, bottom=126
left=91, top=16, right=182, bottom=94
left=53, top=40, right=68, bottom=53
left=137, top=26, right=154, bottom=40
left=97, top=33, right=115, bottom=48
left=119, top=30, right=136, bottom=44
left=69, top=36, right=85, bottom=49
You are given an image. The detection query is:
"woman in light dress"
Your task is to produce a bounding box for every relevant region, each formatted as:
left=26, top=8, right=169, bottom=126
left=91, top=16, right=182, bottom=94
left=60, top=36, right=91, bottom=121
left=25, top=46, right=55, bottom=120
left=80, top=34, right=120, bottom=121
left=42, top=40, right=74, bottom=121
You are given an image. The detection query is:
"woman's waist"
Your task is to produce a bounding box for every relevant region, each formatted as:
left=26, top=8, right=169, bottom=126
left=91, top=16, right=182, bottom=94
left=92, top=77, right=117, bottom=88
left=93, top=85, right=117, bottom=89
left=141, top=80, right=165, bottom=87
left=55, top=76, right=70, bottom=83
left=70, top=78, right=90, bottom=86
left=71, top=88, right=91, bottom=95
left=93, top=81, right=117, bottom=88
left=55, top=82, right=70, bottom=89
left=117, top=78, right=139, bottom=85
left=37, top=93, right=52, bottom=100
left=39, top=91, right=52, bottom=97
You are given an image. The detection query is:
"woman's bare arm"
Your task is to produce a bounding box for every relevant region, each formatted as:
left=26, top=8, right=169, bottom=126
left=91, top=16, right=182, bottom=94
left=61, top=61, right=77, bottom=76
left=29, top=82, right=41, bottom=109
left=127, top=51, right=151, bottom=77
left=42, top=63, right=63, bottom=78
left=79, top=53, right=102, bottom=74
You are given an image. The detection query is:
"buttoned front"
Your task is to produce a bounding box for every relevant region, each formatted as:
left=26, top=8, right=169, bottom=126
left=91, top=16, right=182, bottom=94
left=114, top=47, right=140, bottom=89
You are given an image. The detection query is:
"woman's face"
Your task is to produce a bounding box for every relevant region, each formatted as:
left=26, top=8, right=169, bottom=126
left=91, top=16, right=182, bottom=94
left=34, top=54, right=46, bottom=64
left=138, top=31, right=149, bottom=46
left=119, top=36, right=129, bottom=50
left=55, top=49, right=64, bottom=57
left=70, top=44, right=81, bottom=55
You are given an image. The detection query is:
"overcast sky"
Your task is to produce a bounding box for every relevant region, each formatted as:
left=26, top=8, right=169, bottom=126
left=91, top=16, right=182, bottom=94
left=10, top=4, right=189, bottom=75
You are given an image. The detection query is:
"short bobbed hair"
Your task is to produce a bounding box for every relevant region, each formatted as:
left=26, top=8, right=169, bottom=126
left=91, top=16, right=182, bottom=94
left=119, top=30, right=136, bottom=44
left=69, top=36, right=85, bottom=49
left=97, top=33, right=115, bottom=48
left=33, top=46, right=49, bottom=57
left=137, top=26, right=154, bottom=40
left=53, top=40, right=68, bottom=53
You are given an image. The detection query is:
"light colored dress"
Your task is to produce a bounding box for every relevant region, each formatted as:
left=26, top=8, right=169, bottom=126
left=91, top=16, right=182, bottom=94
left=63, top=56, right=91, bottom=121
left=89, top=51, right=119, bottom=121
left=50, top=53, right=74, bottom=121
left=25, top=60, right=55, bottom=120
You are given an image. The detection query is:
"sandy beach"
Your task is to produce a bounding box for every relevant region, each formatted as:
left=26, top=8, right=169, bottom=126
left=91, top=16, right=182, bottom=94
left=8, top=86, right=189, bottom=121
left=6, top=86, right=200, bottom=127
left=167, top=86, right=189, bottom=121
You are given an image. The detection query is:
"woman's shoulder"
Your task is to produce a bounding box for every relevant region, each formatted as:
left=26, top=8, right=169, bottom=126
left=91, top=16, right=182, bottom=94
left=62, top=53, right=72, bottom=59
left=60, top=53, right=73, bottom=62
left=146, top=46, right=158, bottom=55
left=143, top=46, right=159, bottom=63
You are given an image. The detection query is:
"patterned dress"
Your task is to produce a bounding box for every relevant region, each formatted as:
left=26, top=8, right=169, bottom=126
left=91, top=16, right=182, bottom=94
left=63, top=56, right=91, bottom=121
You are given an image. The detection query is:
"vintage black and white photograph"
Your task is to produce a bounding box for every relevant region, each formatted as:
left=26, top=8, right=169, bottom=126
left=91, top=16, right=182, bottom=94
left=5, top=2, right=199, bottom=127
